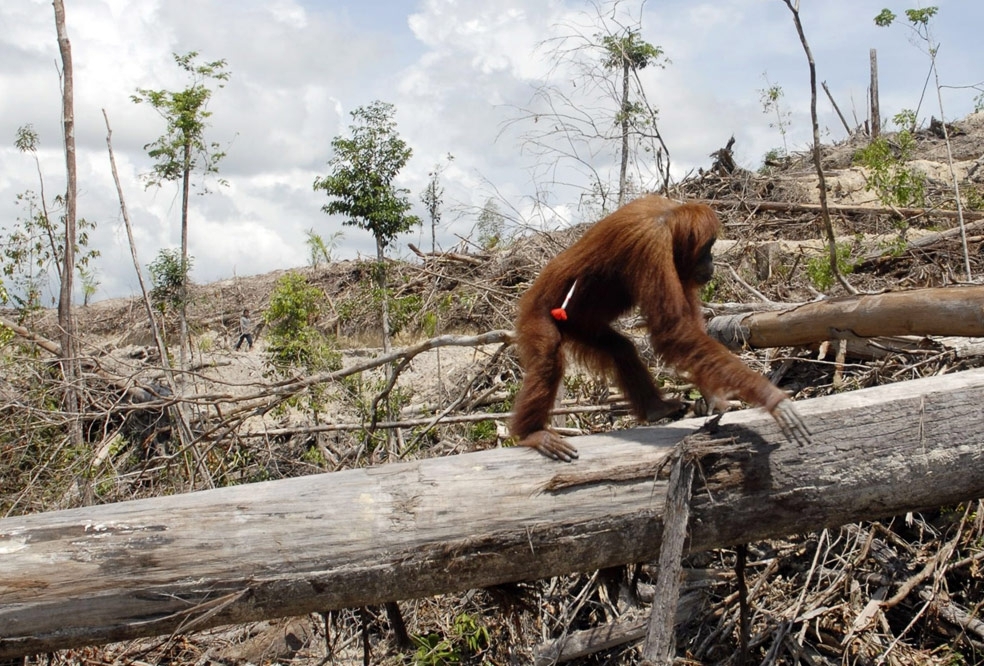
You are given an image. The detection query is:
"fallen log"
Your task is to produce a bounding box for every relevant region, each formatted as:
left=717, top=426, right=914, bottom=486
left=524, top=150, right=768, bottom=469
left=699, top=197, right=984, bottom=223
left=2, top=368, right=984, bottom=658
left=707, top=285, right=984, bottom=350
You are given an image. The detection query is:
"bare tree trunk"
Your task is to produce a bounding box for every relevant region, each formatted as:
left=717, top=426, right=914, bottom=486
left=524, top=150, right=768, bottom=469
left=375, top=235, right=395, bottom=451
left=376, top=237, right=391, bottom=354
left=618, top=60, right=630, bottom=207
left=869, top=48, right=881, bottom=139
left=52, top=0, right=83, bottom=457
left=179, top=141, right=192, bottom=370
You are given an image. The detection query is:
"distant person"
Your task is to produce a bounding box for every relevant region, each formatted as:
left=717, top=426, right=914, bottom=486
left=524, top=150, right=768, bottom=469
left=234, top=308, right=254, bottom=351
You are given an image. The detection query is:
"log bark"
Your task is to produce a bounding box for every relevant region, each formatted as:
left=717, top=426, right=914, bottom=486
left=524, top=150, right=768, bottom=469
left=706, top=285, right=984, bottom=350
left=2, top=368, right=984, bottom=658
left=698, top=198, right=984, bottom=223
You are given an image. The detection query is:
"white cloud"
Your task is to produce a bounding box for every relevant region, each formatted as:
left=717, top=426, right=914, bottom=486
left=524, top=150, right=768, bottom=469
left=1, top=0, right=982, bottom=303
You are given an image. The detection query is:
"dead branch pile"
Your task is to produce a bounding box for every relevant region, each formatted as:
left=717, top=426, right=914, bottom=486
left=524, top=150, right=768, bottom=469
left=4, top=116, right=984, bottom=665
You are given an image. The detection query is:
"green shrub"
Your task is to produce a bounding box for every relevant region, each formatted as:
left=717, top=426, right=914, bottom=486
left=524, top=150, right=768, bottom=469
left=148, top=248, right=192, bottom=314
left=264, top=273, right=341, bottom=374
left=411, top=613, right=489, bottom=665
left=853, top=131, right=925, bottom=208
left=468, top=419, right=497, bottom=444
left=806, top=243, right=855, bottom=291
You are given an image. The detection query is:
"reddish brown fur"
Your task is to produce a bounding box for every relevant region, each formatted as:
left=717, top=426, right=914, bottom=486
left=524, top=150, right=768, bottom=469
left=511, top=194, right=790, bottom=460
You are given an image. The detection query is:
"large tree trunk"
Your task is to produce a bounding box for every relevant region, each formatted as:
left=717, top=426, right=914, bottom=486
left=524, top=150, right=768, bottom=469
left=2, top=368, right=983, bottom=658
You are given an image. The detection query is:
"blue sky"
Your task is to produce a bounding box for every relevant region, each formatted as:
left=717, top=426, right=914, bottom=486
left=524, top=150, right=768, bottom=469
left=0, top=0, right=981, bottom=302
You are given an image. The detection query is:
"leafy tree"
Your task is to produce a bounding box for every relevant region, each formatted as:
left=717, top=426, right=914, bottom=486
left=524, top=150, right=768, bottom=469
left=313, top=100, right=420, bottom=353
left=132, top=51, right=230, bottom=367
left=600, top=29, right=667, bottom=205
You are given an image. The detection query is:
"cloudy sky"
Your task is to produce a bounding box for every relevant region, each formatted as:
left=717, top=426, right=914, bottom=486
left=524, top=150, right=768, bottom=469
left=1, top=0, right=982, bottom=302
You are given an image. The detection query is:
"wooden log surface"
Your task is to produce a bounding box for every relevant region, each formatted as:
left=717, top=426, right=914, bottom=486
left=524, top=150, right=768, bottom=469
left=2, top=367, right=984, bottom=657
left=707, top=285, right=984, bottom=349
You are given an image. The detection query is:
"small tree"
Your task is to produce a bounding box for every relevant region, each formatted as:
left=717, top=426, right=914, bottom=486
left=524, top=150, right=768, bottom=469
left=853, top=116, right=926, bottom=208
left=874, top=5, right=971, bottom=280
left=507, top=2, right=671, bottom=214
left=421, top=155, right=453, bottom=253
left=132, top=51, right=230, bottom=367
left=304, top=228, right=343, bottom=267
left=758, top=73, right=792, bottom=159
left=148, top=248, right=193, bottom=352
left=148, top=248, right=192, bottom=314
left=475, top=198, right=506, bottom=250
left=3, top=191, right=57, bottom=313
left=600, top=29, right=667, bottom=205
left=78, top=266, right=99, bottom=306
left=264, top=273, right=340, bottom=374
left=313, top=100, right=420, bottom=354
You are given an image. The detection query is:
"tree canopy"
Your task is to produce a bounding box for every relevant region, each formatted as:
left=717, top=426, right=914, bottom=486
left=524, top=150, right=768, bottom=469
left=313, top=100, right=420, bottom=252
left=131, top=51, right=230, bottom=189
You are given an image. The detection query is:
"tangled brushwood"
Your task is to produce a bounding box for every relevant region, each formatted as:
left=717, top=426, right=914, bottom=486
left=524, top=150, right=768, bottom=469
left=4, top=115, right=984, bottom=664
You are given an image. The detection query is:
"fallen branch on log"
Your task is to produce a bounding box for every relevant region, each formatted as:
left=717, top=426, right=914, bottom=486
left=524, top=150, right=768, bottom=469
left=2, top=367, right=983, bottom=658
